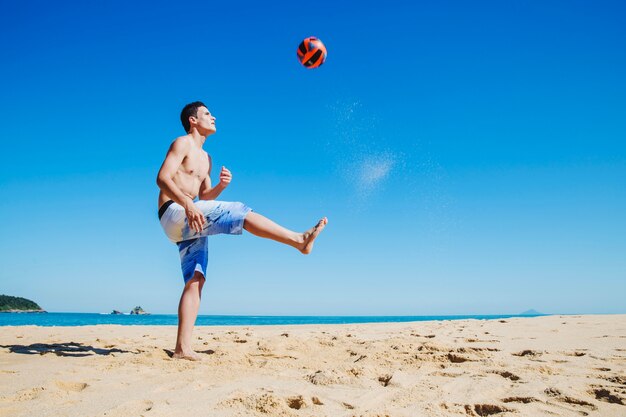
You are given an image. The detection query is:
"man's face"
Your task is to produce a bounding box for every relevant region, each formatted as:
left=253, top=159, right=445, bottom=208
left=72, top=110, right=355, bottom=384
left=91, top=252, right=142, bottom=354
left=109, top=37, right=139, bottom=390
left=192, top=106, right=216, bottom=135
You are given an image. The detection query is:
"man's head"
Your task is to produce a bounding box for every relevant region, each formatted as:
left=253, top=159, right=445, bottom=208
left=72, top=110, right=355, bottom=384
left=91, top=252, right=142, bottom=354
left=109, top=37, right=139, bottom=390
left=180, top=101, right=216, bottom=135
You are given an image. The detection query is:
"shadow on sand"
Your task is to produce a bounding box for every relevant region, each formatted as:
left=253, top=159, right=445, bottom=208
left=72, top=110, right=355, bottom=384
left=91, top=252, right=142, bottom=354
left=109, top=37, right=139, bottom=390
left=1, top=342, right=135, bottom=357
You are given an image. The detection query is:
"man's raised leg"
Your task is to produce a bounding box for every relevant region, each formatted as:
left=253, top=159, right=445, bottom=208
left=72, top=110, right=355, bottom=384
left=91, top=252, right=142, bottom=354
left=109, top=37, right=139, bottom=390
left=173, top=272, right=205, bottom=361
left=243, top=212, right=328, bottom=254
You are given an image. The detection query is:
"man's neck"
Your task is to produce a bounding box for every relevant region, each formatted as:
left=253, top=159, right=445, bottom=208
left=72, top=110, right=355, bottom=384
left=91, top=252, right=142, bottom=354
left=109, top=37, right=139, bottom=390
left=188, top=129, right=207, bottom=147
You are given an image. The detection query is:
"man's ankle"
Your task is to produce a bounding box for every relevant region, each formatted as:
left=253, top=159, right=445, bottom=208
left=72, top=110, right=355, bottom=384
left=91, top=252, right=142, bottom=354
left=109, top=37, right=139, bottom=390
left=175, top=343, right=193, bottom=353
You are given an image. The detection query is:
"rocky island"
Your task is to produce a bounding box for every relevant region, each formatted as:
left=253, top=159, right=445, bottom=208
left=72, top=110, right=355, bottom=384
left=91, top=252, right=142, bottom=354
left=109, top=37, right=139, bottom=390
left=0, top=294, right=46, bottom=313
left=129, top=306, right=149, bottom=315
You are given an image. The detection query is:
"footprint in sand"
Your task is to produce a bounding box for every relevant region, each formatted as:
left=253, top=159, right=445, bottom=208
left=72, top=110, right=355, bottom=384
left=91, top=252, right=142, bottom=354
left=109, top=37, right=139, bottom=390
left=55, top=381, right=88, bottom=392
left=14, top=387, right=45, bottom=402
left=512, top=349, right=543, bottom=357
left=488, top=370, right=520, bottom=381
left=219, top=392, right=283, bottom=414
left=590, top=386, right=625, bottom=405
left=445, top=353, right=472, bottom=363
left=563, top=351, right=586, bottom=357
left=544, top=388, right=598, bottom=411
left=101, top=399, right=154, bottom=416
left=600, top=375, right=626, bottom=385
left=286, top=395, right=306, bottom=410
left=501, top=397, right=539, bottom=404
left=468, top=404, right=514, bottom=415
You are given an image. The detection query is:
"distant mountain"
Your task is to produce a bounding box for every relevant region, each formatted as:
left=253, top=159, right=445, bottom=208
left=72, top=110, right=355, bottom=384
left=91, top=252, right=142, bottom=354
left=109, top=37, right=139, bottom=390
left=0, top=294, right=45, bottom=312
left=520, top=309, right=544, bottom=316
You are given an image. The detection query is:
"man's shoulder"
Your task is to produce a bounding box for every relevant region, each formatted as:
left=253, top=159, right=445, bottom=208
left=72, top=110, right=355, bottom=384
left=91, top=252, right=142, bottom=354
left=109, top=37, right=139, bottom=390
left=172, top=134, right=193, bottom=144
left=169, top=135, right=192, bottom=151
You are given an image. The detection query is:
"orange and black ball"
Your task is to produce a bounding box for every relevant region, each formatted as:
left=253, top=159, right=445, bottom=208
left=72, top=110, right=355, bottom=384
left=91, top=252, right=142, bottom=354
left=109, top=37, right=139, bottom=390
left=297, top=36, right=327, bottom=69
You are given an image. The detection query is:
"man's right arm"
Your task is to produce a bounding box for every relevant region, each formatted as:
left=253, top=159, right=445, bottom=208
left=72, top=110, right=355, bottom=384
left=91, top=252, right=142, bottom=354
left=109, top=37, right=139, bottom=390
left=156, top=137, right=206, bottom=233
left=156, top=137, right=193, bottom=207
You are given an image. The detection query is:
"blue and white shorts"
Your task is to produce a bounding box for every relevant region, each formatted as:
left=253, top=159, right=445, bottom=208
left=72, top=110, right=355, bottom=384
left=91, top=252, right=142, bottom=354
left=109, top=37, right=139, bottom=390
left=158, top=200, right=252, bottom=284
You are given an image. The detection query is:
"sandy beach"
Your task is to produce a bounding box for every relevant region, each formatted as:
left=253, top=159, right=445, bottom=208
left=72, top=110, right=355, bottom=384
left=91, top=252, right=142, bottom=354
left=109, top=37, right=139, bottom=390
left=0, top=314, right=624, bottom=416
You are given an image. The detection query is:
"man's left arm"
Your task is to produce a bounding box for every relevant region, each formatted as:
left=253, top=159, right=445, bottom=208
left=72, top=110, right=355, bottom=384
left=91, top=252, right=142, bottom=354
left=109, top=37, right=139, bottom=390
left=199, top=164, right=232, bottom=200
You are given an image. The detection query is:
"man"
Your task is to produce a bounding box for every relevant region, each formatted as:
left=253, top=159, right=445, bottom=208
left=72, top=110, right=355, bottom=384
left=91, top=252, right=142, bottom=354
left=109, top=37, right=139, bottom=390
left=157, top=101, right=327, bottom=360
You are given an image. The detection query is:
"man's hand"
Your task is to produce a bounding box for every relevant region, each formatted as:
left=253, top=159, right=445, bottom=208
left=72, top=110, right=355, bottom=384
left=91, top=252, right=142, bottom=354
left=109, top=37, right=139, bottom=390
left=184, top=200, right=206, bottom=234
left=218, top=166, right=232, bottom=188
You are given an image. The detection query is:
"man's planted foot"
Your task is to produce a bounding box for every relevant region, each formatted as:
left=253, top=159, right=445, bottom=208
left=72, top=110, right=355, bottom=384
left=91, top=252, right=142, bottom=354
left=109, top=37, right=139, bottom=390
left=300, top=217, right=328, bottom=255
left=172, top=350, right=203, bottom=361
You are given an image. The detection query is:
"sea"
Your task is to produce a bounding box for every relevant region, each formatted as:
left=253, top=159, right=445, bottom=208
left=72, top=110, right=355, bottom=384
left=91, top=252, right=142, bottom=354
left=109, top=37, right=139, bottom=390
left=0, top=312, right=545, bottom=327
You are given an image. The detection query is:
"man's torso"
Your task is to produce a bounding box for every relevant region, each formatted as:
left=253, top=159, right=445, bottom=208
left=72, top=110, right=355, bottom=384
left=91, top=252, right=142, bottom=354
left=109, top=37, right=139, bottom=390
left=158, top=137, right=210, bottom=207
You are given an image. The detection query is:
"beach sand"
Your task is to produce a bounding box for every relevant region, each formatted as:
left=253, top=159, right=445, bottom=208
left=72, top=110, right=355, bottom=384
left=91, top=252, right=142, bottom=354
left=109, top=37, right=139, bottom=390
left=1, top=314, right=624, bottom=416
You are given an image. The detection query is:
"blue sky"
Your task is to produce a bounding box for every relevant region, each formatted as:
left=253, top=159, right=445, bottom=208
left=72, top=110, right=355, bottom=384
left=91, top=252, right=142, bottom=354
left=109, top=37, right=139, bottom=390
left=1, top=1, right=624, bottom=315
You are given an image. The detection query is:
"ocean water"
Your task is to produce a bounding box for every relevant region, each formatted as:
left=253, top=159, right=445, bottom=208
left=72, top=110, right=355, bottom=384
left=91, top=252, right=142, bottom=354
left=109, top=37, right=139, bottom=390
left=0, top=312, right=544, bottom=327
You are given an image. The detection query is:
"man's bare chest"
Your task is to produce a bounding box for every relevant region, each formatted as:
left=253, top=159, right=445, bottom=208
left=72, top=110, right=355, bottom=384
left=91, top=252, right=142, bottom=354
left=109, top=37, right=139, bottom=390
left=180, top=150, right=210, bottom=179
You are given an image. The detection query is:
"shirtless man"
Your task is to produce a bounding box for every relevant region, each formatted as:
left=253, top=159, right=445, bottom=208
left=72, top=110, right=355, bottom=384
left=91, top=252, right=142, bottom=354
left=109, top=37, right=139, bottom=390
left=157, top=101, right=327, bottom=360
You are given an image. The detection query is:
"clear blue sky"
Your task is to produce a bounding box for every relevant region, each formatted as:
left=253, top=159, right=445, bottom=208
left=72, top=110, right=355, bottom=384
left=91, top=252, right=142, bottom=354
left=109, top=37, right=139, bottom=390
left=1, top=1, right=624, bottom=315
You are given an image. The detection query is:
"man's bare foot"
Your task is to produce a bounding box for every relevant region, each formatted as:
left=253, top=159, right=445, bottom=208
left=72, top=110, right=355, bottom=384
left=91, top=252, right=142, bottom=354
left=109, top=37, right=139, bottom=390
left=172, top=350, right=203, bottom=361
left=300, top=217, right=328, bottom=254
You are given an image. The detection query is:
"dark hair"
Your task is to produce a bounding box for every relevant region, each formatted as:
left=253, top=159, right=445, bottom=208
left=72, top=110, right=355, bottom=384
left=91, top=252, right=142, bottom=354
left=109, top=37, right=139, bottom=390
left=180, top=101, right=207, bottom=132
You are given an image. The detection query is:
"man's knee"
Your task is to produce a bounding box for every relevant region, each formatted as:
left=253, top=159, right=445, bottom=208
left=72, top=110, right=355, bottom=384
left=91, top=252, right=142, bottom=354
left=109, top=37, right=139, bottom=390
left=184, top=272, right=206, bottom=291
